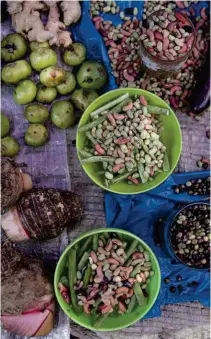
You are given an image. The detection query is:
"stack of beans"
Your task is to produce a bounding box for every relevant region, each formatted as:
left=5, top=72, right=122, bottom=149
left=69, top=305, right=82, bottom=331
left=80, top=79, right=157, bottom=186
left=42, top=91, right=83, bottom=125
left=90, top=0, right=210, bottom=116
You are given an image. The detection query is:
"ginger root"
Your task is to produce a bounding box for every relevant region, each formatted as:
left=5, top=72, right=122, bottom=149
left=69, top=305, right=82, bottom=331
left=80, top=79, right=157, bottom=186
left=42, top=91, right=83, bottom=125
left=60, top=0, right=81, bottom=26
left=7, top=1, right=81, bottom=47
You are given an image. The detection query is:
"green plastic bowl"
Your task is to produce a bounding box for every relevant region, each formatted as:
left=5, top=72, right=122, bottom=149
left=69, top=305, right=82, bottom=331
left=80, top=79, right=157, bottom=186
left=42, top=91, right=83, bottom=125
left=76, top=88, right=182, bottom=194
left=54, top=228, right=161, bottom=331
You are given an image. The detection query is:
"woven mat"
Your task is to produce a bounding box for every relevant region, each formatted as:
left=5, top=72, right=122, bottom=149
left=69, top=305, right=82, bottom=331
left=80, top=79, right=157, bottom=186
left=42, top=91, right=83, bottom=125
left=66, top=109, right=210, bottom=339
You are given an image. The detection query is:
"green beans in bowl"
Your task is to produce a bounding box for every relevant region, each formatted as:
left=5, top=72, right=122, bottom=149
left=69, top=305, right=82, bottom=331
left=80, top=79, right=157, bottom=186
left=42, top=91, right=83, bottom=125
left=54, top=228, right=161, bottom=331
left=76, top=88, right=182, bottom=194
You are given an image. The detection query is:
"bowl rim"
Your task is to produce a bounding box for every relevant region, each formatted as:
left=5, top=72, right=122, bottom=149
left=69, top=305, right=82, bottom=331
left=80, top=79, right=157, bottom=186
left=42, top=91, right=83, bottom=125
left=76, top=88, right=182, bottom=195
left=54, top=228, right=161, bottom=331
left=164, top=201, right=210, bottom=270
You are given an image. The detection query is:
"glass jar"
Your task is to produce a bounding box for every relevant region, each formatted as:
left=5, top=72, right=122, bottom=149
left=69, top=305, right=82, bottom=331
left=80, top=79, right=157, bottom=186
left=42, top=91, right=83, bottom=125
left=139, top=10, right=196, bottom=78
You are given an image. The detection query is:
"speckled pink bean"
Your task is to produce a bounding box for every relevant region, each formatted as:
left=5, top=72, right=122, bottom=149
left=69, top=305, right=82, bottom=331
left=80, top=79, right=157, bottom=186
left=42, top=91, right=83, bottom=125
left=176, top=1, right=185, bottom=9
left=186, top=35, right=195, bottom=49
left=170, top=85, right=182, bottom=95
left=163, top=37, right=170, bottom=50
left=123, top=69, right=134, bottom=82
left=113, top=113, right=125, bottom=120
left=114, top=137, right=130, bottom=145
left=128, top=176, right=139, bottom=184
left=121, top=29, right=131, bottom=37
left=112, top=238, right=123, bottom=246
left=169, top=97, right=178, bottom=109
left=97, top=266, right=104, bottom=279
left=167, top=22, right=176, bottom=32
left=170, top=79, right=181, bottom=84
left=140, top=80, right=148, bottom=90
left=93, top=16, right=103, bottom=22
left=123, top=20, right=131, bottom=29
left=107, top=258, right=119, bottom=265
left=193, top=47, right=200, bottom=58
left=108, top=114, right=116, bottom=127
left=90, top=251, right=98, bottom=263
left=189, top=7, right=195, bottom=17
left=95, top=144, right=105, bottom=155
left=154, top=31, right=163, bottom=40
left=105, top=239, right=113, bottom=252
left=180, top=89, right=189, bottom=101
left=139, top=95, right=148, bottom=106
left=123, top=102, right=133, bottom=111
left=179, top=44, right=188, bottom=53
left=112, top=163, right=125, bottom=173
left=195, top=19, right=205, bottom=31
left=146, top=29, right=154, bottom=42
left=200, top=7, right=208, bottom=20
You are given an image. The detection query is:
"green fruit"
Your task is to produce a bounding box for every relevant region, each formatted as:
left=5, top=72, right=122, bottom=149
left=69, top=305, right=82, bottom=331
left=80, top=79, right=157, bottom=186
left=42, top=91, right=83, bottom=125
left=1, top=60, right=32, bottom=85
left=13, top=80, right=37, bottom=105
left=30, top=48, right=57, bottom=72
left=76, top=61, right=108, bottom=90
left=24, top=124, right=48, bottom=147
left=1, top=33, right=27, bottom=62
left=63, top=43, right=86, bottom=66
left=51, top=100, right=75, bottom=129
left=1, top=113, right=10, bottom=137
left=29, top=41, right=50, bottom=52
left=24, top=104, right=49, bottom=123
left=71, top=89, right=99, bottom=111
left=1, top=136, right=20, bottom=157
left=56, top=71, right=76, bottom=95
left=40, top=67, right=65, bottom=87
left=36, top=83, right=57, bottom=103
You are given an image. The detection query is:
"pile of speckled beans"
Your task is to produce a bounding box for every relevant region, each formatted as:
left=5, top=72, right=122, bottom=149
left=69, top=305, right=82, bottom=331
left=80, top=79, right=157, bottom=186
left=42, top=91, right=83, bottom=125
left=140, top=11, right=195, bottom=60
left=91, top=0, right=209, bottom=116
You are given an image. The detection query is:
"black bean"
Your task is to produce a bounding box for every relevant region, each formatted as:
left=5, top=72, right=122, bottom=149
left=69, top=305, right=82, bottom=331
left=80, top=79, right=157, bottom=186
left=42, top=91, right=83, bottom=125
left=169, top=286, right=176, bottom=293
left=202, top=163, right=209, bottom=169
left=176, top=275, right=182, bottom=282
left=190, top=281, right=198, bottom=287
left=177, top=285, right=183, bottom=292
left=183, top=25, right=193, bottom=33
left=164, top=277, right=171, bottom=284
left=124, top=8, right=134, bottom=15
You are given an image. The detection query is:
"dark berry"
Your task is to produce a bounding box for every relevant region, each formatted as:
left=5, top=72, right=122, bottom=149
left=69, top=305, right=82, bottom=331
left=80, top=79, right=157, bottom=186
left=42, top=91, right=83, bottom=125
left=177, top=285, right=183, bottom=292
left=176, top=275, right=182, bottom=282
left=164, top=277, right=171, bottom=284
left=202, top=163, right=208, bottom=169
left=169, top=286, right=176, bottom=293
left=183, top=25, right=193, bottom=33
left=142, top=19, right=149, bottom=29
left=124, top=8, right=134, bottom=15
left=191, top=281, right=198, bottom=287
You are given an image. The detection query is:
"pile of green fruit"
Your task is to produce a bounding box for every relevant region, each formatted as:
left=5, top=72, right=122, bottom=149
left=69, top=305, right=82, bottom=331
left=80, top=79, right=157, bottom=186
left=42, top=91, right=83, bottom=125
left=1, top=113, right=20, bottom=157
left=1, top=33, right=108, bottom=148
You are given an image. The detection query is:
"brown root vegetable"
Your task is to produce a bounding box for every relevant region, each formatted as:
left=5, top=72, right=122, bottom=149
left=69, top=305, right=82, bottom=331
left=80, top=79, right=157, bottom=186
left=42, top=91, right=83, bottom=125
left=1, top=241, right=55, bottom=336
left=7, top=1, right=78, bottom=47
left=2, top=188, right=84, bottom=242
left=1, top=158, right=32, bottom=213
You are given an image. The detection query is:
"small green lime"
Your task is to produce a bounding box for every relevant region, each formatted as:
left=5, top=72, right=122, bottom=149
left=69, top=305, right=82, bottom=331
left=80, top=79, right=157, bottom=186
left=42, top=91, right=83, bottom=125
left=51, top=100, right=75, bottom=129
left=24, top=124, right=48, bottom=147
left=1, top=136, right=19, bottom=157
left=1, top=113, right=10, bottom=137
